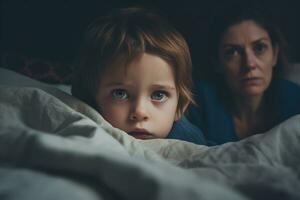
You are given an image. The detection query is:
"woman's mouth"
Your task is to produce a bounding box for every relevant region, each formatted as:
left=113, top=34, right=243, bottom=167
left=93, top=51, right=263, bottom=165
left=240, top=77, right=262, bottom=85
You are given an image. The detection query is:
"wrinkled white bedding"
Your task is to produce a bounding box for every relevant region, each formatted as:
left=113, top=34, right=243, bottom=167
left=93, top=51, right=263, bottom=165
left=0, top=69, right=300, bottom=200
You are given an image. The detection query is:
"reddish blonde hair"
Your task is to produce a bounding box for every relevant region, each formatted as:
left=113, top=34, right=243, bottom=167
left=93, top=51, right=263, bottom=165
left=72, top=7, right=194, bottom=116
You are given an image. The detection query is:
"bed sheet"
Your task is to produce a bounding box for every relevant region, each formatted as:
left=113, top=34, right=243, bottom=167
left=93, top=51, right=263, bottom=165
left=0, top=68, right=300, bottom=200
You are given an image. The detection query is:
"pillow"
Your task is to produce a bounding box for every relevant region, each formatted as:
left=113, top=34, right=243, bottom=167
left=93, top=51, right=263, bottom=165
left=0, top=67, right=71, bottom=94
left=1, top=53, right=74, bottom=85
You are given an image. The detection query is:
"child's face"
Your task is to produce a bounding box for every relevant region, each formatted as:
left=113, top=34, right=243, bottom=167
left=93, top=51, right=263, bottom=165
left=96, top=53, right=179, bottom=139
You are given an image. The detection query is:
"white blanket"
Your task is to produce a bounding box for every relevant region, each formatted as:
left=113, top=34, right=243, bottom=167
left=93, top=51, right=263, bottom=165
left=0, top=74, right=300, bottom=199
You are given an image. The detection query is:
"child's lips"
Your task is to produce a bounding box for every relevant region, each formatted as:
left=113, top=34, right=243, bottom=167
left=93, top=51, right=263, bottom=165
left=128, top=129, right=154, bottom=139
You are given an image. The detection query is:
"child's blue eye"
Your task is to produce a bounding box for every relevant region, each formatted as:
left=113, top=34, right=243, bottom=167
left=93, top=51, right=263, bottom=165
left=111, top=89, right=128, bottom=100
left=151, top=91, right=168, bottom=102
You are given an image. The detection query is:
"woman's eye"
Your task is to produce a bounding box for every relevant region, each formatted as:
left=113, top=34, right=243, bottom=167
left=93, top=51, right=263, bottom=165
left=223, top=47, right=240, bottom=58
left=111, top=89, right=128, bottom=100
left=151, top=91, right=168, bottom=102
left=253, top=43, right=267, bottom=54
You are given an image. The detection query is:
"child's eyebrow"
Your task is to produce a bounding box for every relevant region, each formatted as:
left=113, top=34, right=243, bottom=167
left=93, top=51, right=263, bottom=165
left=103, top=82, right=176, bottom=90
left=150, top=84, right=176, bottom=90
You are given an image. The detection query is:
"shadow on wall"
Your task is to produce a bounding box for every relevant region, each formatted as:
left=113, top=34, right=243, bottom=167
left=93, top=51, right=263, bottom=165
left=1, top=0, right=300, bottom=83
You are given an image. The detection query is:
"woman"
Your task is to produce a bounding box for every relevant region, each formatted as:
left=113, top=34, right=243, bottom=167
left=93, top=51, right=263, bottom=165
left=188, top=2, right=300, bottom=145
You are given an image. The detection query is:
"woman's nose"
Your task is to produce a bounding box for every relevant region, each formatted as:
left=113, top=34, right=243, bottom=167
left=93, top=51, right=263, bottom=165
left=243, top=49, right=257, bottom=70
left=129, top=99, right=149, bottom=121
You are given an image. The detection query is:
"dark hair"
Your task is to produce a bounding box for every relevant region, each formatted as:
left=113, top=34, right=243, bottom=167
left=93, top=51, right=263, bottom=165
left=71, top=7, right=194, bottom=116
left=208, top=1, right=289, bottom=79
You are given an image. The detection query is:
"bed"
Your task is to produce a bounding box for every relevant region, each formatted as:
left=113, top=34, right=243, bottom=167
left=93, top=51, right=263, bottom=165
left=0, top=66, right=300, bottom=200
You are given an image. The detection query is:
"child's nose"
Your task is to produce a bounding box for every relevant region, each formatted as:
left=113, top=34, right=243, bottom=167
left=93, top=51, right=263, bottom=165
left=129, top=99, right=149, bottom=121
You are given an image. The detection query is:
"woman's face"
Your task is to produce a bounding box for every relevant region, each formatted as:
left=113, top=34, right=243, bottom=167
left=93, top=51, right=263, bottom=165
left=218, top=20, right=278, bottom=99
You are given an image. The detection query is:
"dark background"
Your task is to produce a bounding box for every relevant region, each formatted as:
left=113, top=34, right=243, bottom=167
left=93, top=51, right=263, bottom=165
left=1, top=0, right=300, bottom=82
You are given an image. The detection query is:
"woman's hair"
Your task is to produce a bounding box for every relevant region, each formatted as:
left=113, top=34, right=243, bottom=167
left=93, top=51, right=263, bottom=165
left=72, top=7, right=193, bottom=116
left=207, top=1, right=289, bottom=79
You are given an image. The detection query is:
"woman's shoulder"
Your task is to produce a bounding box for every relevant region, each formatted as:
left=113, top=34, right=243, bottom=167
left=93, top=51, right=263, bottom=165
left=277, top=79, right=300, bottom=98
left=193, top=79, right=229, bottom=108
left=189, top=79, right=236, bottom=145
left=275, top=79, right=300, bottom=118
left=282, top=79, right=300, bottom=88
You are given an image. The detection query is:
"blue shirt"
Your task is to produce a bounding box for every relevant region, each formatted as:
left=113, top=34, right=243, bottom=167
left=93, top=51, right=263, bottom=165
left=167, top=116, right=207, bottom=145
left=187, top=79, right=300, bottom=145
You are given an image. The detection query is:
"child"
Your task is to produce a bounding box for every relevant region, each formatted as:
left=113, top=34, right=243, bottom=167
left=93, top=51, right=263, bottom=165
left=72, top=7, right=206, bottom=145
